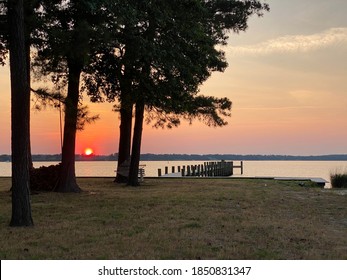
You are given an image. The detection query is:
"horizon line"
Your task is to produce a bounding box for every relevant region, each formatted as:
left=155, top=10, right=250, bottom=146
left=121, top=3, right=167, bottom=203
left=1, top=153, right=347, bottom=157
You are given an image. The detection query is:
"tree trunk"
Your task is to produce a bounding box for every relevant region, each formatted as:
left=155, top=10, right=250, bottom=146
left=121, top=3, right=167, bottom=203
left=24, top=3, right=33, bottom=170
left=54, top=62, right=82, bottom=193
left=115, top=91, right=133, bottom=183
left=127, top=18, right=154, bottom=187
left=8, top=0, right=34, bottom=226
left=128, top=100, right=145, bottom=186
left=115, top=27, right=136, bottom=183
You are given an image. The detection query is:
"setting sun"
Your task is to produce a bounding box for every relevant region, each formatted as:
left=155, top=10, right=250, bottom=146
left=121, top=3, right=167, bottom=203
left=84, top=148, right=94, bottom=156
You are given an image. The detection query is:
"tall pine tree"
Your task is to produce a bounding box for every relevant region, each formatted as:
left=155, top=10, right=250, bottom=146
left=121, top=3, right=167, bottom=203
left=33, top=0, right=112, bottom=192
left=84, top=0, right=269, bottom=185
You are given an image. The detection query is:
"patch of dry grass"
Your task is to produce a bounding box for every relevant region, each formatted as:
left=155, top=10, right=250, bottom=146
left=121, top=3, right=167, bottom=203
left=0, top=177, right=346, bottom=260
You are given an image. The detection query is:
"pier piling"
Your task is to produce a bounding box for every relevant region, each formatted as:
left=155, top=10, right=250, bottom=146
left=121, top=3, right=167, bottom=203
left=159, top=160, right=243, bottom=178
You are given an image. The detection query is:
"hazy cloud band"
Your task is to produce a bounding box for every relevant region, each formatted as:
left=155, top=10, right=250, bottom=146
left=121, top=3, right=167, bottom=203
left=228, top=27, right=347, bottom=56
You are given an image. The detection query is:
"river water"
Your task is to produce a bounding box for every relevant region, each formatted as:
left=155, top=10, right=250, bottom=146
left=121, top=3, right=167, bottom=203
left=1, top=160, right=347, bottom=185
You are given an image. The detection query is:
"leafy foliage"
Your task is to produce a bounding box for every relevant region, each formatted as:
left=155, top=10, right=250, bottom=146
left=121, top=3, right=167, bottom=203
left=31, top=87, right=99, bottom=130
left=31, top=87, right=64, bottom=110
left=146, top=96, right=232, bottom=129
left=84, top=0, right=269, bottom=127
left=76, top=105, right=99, bottom=131
left=0, top=1, right=7, bottom=65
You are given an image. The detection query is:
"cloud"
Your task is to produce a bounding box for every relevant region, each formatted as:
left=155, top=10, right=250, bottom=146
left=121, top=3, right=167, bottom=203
left=228, top=27, right=347, bottom=56
left=237, top=106, right=317, bottom=111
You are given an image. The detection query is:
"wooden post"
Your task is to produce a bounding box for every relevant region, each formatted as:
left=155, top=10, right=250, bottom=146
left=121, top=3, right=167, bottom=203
left=182, top=166, right=186, bottom=176
left=187, top=165, right=191, bottom=176
left=241, top=161, right=243, bottom=175
left=231, top=161, right=234, bottom=176
left=158, top=169, right=162, bottom=177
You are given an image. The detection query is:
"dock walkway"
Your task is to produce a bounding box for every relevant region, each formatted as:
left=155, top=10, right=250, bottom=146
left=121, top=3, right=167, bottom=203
left=158, top=160, right=243, bottom=178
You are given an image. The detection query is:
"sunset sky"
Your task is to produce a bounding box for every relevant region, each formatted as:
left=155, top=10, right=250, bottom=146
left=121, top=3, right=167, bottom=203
left=1, top=0, right=347, bottom=156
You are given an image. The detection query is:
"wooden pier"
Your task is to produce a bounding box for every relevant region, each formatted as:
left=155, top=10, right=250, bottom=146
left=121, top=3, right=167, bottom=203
left=158, top=161, right=243, bottom=177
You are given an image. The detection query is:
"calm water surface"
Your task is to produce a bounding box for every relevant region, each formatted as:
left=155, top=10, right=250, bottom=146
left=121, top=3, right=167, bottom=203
left=1, top=161, right=347, bottom=185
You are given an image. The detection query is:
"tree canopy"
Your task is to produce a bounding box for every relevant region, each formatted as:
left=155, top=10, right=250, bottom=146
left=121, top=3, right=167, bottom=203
left=2, top=0, right=270, bottom=188
left=84, top=0, right=269, bottom=125
left=83, top=0, right=269, bottom=185
left=0, top=1, right=7, bottom=65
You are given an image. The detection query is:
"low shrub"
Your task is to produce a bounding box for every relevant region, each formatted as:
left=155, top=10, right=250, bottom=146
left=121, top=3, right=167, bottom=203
left=30, top=164, right=61, bottom=191
left=330, top=172, right=347, bottom=188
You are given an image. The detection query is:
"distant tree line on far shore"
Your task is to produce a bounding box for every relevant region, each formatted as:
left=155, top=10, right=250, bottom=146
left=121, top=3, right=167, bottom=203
left=1, top=154, right=347, bottom=162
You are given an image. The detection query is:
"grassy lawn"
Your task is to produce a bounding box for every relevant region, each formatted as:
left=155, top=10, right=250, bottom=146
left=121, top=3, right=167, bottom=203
left=0, top=177, right=346, bottom=260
